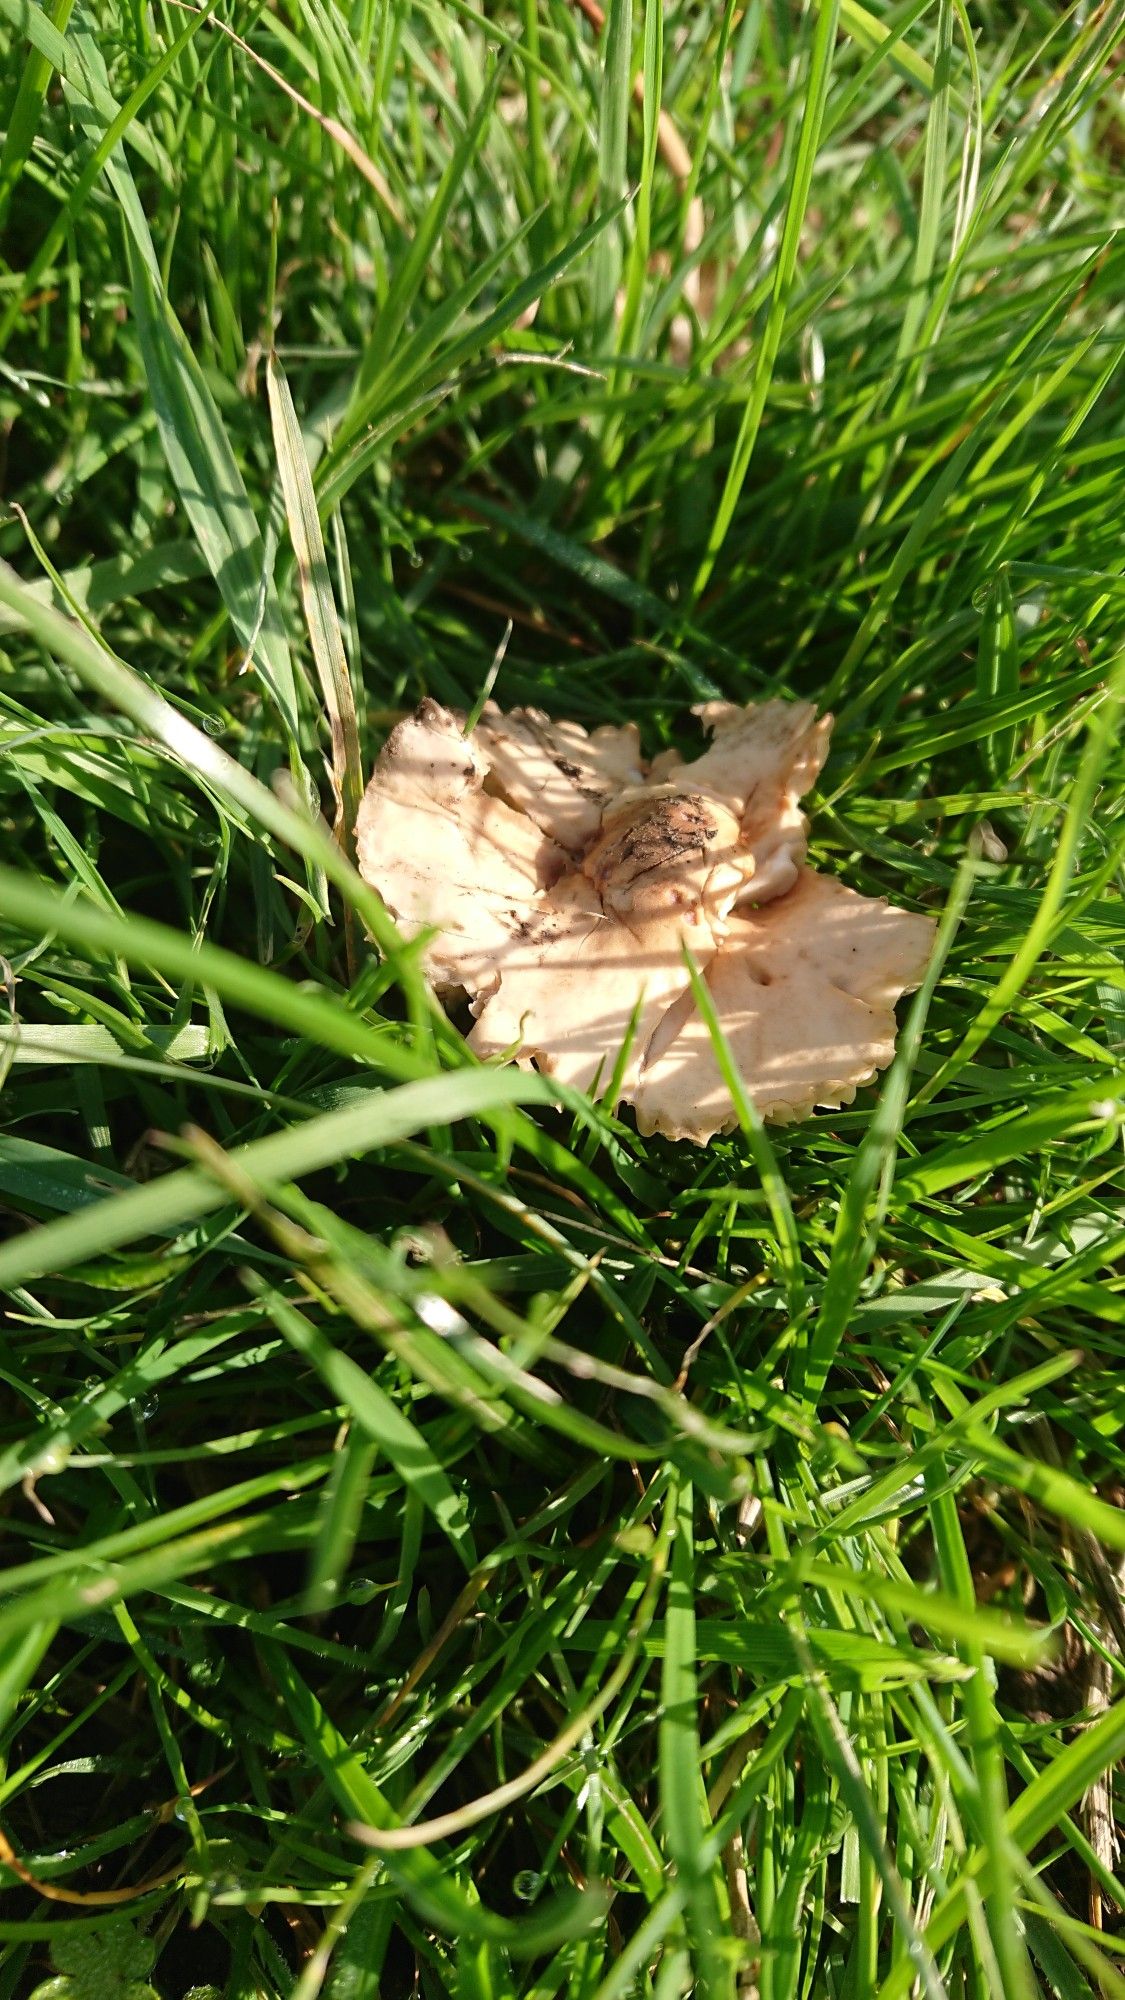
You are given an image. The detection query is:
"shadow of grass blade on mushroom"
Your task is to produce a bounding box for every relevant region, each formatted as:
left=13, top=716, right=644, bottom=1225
left=355, top=697, right=935, bottom=1144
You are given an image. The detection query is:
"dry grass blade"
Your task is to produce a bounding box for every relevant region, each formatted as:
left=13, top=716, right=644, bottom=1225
left=268, top=352, right=364, bottom=967
left=0, top=1823, right=182, bottom=1905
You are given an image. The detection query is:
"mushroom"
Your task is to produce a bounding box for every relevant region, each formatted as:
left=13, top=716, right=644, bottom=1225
left=474, top=701, right=644, bottom=854
left=353, top=698, right=567, bottom=997
left=355, top=696, right=935, bottom=1140
left=629, top=868, right=937, bottom=1142
left=648, top=698, right=832, bottom=906
left=466, top=867, right=719, bottom=1099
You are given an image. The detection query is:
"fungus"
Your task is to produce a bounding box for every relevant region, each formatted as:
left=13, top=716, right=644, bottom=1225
left=629, top=869, right=936, bottom=1143
left=474, top=702, right=644, bottom=854
left=355, top=696, right=935, bottom=1141
left=353, top=698, right=566, bottom=997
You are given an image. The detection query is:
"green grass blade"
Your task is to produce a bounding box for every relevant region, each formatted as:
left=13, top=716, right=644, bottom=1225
left=250, top=1280, right=477, bottom=1570
left=659, top=1479, right=733, bottom=1996
left=0, top=0, right=76, bottom=227
left=344, top=62, right=505, bottom=420
left=0, top=1067, right=548, bottom=1293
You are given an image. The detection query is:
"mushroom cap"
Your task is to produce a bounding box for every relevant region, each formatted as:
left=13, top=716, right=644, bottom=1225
left=651, top=698, right=832, bottom=906
left=582, top=786, right=749, bottom=928
left=474, top=703, right=644, bottom=855
left=354, top=698, right=566, bottom=995
left=355, top=695, right=931, bottom=1142
left=467, top=873, right=716, bottom=1097
left=629, top=868, right=936, bottom=1143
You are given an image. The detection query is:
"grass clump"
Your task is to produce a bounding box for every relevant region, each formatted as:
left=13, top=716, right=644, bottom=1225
left=1, top=3, right=1124, bottom=1997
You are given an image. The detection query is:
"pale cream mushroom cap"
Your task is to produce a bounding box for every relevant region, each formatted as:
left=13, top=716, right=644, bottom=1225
left=582, top=786, right=748, bottom=929
left=354, top=698, right=567, bottom=996
left=474, top=702, right=644, bottom=854
left=466, top=717, right=810, bottom=1096
left=467, top=873, right=716, bottom=1098
left=355, top=695, right=931, bottom=1142
left=649, top=697, right=832, bottom=904
left=629, top=868, right=936, bottom=1143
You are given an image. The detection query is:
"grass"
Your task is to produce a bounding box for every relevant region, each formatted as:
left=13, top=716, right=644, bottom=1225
left=0, top=1, right=1123, bottom=1995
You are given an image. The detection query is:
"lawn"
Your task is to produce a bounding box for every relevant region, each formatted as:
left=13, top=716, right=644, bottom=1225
left=0, top=2, right=1123, bottom=1996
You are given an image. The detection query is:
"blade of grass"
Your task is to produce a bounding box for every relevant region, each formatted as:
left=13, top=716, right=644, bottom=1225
left=681, top=945, right=805, bottom=1320
left=659, top=1477, right=733, bottom=1996
left=0, top=0, right=77, bottom=227
left=876, top=1694, right=1125, bottom=2000
left=267, top=352, right=363, bottom=884
left=343, top=61, right=505, bottom=421
left=797, top=858, right=973, bottom=1409
left=0, top=1067, right=549, bottom=1293
left=246, top=1276, right=477, bottom=1571
left=917, top=660, right=1125, bottom=1100
left=0, top=2, right=217, bottom=353
left=0, top=559, right=419, bottom=969
left=926, top=1472, right=1036, bottom=1999
left=265, top=1644, right=607, bottom=1954
left=593, top=0, right=632, bottom=334
left=52, top=22, right=299, bottom=735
